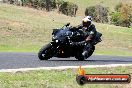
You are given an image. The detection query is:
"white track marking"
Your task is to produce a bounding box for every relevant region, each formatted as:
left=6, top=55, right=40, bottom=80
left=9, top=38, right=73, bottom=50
left=0, top=64, right=132, bottom=73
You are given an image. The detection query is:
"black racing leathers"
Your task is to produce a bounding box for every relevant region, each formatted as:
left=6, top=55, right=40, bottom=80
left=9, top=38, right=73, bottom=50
left=71, top=24, right=97, bottom=59
left=71, top=24, right=97, bottom=44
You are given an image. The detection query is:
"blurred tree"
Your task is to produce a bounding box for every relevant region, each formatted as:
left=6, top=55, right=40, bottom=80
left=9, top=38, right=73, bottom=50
left=110, top=12, right=121, bottom=26
left=59, top=1, right=78, bottom=16
left=111, top=2, right=132, bottom=27
left=56, top=0, right=64, bottom=11
left=3, top=0, right=78, bottom=16
left=85, top=5, right=109, bottom=23
left=45, top=0, right=50, bottom=11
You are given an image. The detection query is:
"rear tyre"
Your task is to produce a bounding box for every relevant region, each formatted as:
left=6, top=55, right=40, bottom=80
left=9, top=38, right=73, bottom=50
left=38, top=43, right=54, bottom=60
left=75, top=46, right=95, bottom=61
left=75, top=52, right=85, bottom=61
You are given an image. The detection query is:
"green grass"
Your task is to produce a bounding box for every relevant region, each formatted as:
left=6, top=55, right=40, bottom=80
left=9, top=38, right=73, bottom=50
left=0, top=66, right=132, bottom=88
left=0, top=3, right=132, bottom=56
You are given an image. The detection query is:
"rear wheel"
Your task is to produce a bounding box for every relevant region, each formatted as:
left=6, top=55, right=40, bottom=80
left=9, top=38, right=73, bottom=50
left=75, top=46, right=95, bottom=61
left=38, top=43, right=54, bottom=60
left=75, top=52, right=85, bottom=61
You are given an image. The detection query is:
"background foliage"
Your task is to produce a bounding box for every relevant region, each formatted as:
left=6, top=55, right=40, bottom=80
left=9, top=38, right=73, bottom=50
left=85, top=5, right=109, bottom=23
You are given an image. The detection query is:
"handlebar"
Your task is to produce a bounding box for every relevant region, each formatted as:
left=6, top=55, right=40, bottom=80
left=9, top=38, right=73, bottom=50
left=65, top=23, right=70, bottom=27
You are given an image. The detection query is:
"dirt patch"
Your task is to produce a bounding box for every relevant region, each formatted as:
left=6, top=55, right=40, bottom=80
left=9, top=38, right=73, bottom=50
left=0, top=19, right=32, bottom=36
left=0, top=19, right=26, bottom=28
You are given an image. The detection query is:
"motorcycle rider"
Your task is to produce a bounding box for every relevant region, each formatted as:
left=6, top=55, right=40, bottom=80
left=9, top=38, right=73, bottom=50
left=71, top=16, right=97, bottom=59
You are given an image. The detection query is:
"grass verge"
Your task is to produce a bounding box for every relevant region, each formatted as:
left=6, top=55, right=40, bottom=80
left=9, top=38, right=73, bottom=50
left=0, top=66, right=132, bottom=88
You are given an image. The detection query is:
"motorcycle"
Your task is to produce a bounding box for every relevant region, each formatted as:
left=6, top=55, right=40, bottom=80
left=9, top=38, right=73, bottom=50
left=38, top=23, right=102, bottom=61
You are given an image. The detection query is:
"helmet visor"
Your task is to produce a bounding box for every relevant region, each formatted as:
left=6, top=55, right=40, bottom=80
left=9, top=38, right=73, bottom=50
left=82, top=21, right=91, bottom=27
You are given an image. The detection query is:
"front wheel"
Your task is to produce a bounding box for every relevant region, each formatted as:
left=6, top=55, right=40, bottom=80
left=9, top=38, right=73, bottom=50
left=38, top=43, right=55, bottom=60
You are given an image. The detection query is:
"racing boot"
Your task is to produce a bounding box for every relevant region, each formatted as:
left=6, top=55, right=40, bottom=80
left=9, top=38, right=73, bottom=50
left=82, top=43, right=92, bottom=59
left=82, top=50, right=88, bottom=59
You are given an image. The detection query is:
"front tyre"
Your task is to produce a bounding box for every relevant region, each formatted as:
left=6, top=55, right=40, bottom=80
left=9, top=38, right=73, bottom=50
left=38, top=43, right=54, bottom=60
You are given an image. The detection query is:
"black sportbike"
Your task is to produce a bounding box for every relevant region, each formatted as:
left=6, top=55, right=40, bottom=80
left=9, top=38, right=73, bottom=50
left=38, top=23, right=102, bottom=61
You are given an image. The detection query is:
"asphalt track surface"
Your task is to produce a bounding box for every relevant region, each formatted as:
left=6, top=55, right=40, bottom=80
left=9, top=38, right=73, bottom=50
left=0, top=52, right=132, bottom=69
